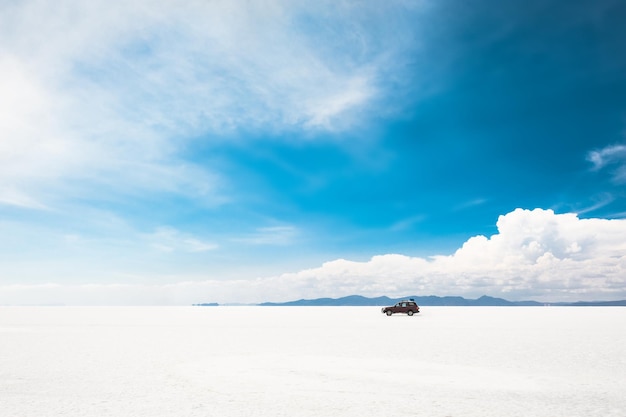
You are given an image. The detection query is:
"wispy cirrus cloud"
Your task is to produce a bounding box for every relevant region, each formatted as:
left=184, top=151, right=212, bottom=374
left=146, top=227, right=218, bottom=253
left=587, top=144, right=626, bottom=183
left=575, top=193, right=616, bottom=215
left=0, top=0, right=424, bottom=213
left=389, top=215, right=425, bottom=232
left=231, top=226, right=298, bottom=246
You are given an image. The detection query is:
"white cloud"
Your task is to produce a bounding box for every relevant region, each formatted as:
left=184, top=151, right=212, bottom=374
left=145, top=227, right=218, bottom=253
left=0, top=186, right=49, bottom=210
left=231, top=226, right=298, bottom=246
left=576, top=192, right=616, bottom=215
left=587, top=144, right=626, bottom=183
left=453, top=198, right=488, bottom=211
left=0, top=0, right=422, bottom=211
left=3, top=208, right=625, bottom=305
left=389, top=215, right=425, bottom=232
left=587, top=144, right=626, bottom=169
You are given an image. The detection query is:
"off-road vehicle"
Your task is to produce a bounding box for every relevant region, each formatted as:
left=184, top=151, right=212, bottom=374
left=381, top=299, right=420, bottom=316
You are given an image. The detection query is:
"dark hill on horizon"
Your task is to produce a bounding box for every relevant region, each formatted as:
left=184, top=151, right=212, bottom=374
left=258, top=295, right=626, bottom=307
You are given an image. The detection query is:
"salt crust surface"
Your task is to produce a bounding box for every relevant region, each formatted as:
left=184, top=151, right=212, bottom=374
left=1, top=306, right=625, bottom=417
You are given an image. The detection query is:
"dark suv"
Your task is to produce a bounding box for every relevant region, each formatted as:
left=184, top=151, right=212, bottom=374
left=381, top=299, right=420, bottom=316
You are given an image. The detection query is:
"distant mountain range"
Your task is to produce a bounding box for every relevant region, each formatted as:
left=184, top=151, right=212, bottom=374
left=257, top=294, right=626, bottom=307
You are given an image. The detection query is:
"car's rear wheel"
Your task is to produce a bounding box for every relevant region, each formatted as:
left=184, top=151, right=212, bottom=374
left=386, top=310, right=392, bottom=316
left=407, top=310, right=414, bottom=316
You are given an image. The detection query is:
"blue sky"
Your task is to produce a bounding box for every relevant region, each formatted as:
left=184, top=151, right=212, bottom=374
left=1, top=0, right=626, bottom=304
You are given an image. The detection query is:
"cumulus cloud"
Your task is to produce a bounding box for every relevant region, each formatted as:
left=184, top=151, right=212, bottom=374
left=3, top=208, right=625, bottom=305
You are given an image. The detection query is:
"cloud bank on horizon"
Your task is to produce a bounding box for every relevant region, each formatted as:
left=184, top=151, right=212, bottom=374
left=2, top=209, right=626, bottom=305
left=1, top=0, right=626, bottom=305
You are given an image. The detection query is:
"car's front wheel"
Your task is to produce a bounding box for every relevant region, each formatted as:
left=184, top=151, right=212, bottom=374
left=386, top=310, right=392, bottom=316
left=407, top=310, right=414, bottom=316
